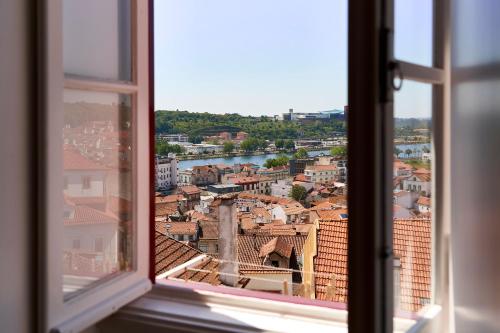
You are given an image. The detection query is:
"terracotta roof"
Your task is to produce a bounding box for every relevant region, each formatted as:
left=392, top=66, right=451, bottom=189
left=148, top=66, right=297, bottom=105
left=155, top=231, right=219, bottom=285
left=231, top=176, right=261, bottom=184
left=251, top=207, right=271, bottom=219
left=200, top=221, right=219, bottom=239
left=155, top=231, right=201, bottom=274
left=277, top=202, right=306, bottom=215
left=304, top=165, right=337, bottom=172
left=65, top=196, right=107, bottom=206
left=294, top=174, right=309, bottom=182
left=394, top=160, right=412, bottom=170
left=64, top=205, right=118, bottom=226
left=155, top=204, right=178, bottom=217
left=238, top=192, right=295, bottom=205
left=240, top=216, right=258, bottom=230
left=179, top=185, right=201, bottom=195
left=312, top=207, right=348, bottom=220
left=312, top=218, right=431, bottom=313
left=417, top=196, right=431, bottom=206
left=187, top=210, right=213, bottom=222
left=413, top=169, right=431, bottom=182
left=156, top=194, right=184, bottom=204
left=63, top=149, right=108, bottom=171
left=259, top=237, right=294, bottom=258
left=156, top=221, right=198, bottom=235
left=238, top=235, right=307, bottom=272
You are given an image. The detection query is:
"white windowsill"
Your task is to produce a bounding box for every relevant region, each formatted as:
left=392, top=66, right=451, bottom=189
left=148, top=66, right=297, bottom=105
left=103, top=280, right=440, bottom=333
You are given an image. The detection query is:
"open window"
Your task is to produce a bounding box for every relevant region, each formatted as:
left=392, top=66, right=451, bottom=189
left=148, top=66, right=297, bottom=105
left=37, top=0, right=450, bottom=332
left=39, top=0, right=151, bottom=331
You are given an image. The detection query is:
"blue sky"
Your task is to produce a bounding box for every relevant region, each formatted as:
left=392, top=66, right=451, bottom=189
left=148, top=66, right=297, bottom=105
left=155, top=0, right=432, bottom=118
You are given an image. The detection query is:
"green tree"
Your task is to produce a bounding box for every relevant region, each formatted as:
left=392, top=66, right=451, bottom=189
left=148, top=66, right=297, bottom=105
left=405, top=148, right=413, bottom=158
left=394, top=147, right=402, bottom=157
left=156, top=141, right=185, bottom=155
left=189, top=135, right=203, bottom=144
left=330, top=145, right=347, bottom=157
left=293, top=148, right=309, bottom=159
left=223, top=141, right=235, bottom=153
left=264, top=154, right=289, bottom=168
left=240, top=138, right=258, bottom=152
left=284, top=139, right=295, bottom=150
left=275, top=139, right=285, bottom=150
left=290, top=185, right=307, bottom=202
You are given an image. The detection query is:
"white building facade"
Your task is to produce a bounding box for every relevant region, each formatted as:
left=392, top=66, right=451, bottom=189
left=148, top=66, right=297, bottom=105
left=271, top=179, right=293, bottom=198
left=155, top=154, right=178, bottom=189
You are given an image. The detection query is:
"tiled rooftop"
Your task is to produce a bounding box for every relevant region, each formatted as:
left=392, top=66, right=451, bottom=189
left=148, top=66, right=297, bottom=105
left=312, top=218, right=431, bottom=312
left=64, top=205, right=118, bottom=226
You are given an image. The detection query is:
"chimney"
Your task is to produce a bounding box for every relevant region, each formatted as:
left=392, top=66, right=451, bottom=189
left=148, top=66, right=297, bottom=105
left=218, top=195, right=238, bottom=286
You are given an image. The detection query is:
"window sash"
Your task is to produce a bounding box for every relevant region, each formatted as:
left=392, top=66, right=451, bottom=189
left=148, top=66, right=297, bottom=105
left=39, top=1, right=151, bottom=332
left=348, top=0, right=450, bottom=332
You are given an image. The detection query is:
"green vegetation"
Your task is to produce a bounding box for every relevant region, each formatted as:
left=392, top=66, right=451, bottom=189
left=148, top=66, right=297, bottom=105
left=156, top=140, right=185, bottom=155
left=293, top=148, right=309, bottom=159
left=275, top=139, right=295, bottom=150
left=155, top=110, right=345, bottom=140
left=188, top=135, right=203, bottom=144
left=264, top=155, right=289, bottom=168
left=330, top=145, right=347, bottom=157
left=240, top=137, right=268, bottom=152
left=290, top=185, right=307, bottom=202
left=405, top=159, right=431, bottom=170
left=223, top=141, right=235, bottom=153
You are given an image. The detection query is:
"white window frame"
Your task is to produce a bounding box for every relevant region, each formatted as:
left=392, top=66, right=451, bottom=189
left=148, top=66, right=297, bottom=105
left=39, top=1, right=151, bottom=332
left=385, top=0, right=451, bottom=332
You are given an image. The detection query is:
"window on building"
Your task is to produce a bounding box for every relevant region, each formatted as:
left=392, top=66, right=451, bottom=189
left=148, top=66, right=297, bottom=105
left=81, top=175, right=91, bottom=189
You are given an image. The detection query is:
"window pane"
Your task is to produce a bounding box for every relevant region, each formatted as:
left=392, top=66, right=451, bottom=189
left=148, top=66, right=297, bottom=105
left=395, top=0, right=433, bottom=67
left=393, top=81, right=433, bottom=324
left=154, top=0, right=349, bottom=304
left=63, top=0, right=132, bottom=81
left=63, top=89, right=134, bottom=298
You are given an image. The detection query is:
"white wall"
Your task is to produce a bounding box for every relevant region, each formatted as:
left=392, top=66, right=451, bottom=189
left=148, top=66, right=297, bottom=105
left=0, top=1, right=33, bottom=331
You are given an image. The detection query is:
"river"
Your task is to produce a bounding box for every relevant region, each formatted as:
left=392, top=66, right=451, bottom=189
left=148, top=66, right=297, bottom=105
left=178, top=143, right=430, bottom=171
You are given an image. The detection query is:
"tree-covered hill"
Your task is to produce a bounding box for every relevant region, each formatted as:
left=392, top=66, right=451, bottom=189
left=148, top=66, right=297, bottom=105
left=155, top=110, right=346, bottom=140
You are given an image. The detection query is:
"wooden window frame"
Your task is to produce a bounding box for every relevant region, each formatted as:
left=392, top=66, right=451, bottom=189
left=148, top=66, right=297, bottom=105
left=38, top=1, right=152, bottom=332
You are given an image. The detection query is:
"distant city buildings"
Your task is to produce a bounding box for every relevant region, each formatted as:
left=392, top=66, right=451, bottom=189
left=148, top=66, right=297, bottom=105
left=304, top=165, right=337, bottom=183
left=155, top=154, right=178, bottom=190
left=185, top=143, right=224, bottom=155
left=282, top=108, right=345, bottom=123
left=157, top=133, right=189, bottom=143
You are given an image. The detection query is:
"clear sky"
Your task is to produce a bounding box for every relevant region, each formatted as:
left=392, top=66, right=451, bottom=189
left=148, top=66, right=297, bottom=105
left=154, top=0, right=432, bottom=118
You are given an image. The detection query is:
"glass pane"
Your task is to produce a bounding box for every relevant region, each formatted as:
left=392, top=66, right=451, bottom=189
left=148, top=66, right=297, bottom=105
left=154, top=0, right=349, bottom=305
left=393, top=81, right=433, bottom=325
left=63, top=0, right=132, bottom=81
left=63, top=89, right=134, bottom=298
left=395, top=0, right=433, bottom=67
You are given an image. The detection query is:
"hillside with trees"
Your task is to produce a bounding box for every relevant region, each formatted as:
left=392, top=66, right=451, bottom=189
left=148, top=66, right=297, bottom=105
left=155, top=110, right=346, bottom=140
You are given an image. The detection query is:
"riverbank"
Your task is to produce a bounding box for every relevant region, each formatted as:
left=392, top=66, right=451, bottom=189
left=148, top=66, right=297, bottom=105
left=176, top=146, right=332, bottom=161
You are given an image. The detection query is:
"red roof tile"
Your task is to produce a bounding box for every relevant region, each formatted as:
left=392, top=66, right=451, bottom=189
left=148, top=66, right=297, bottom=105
left=312, top=218, right=431, bottom=312
left=259, top=237, right=294, bottom=258
left=63, top=149, right=108, bottom=170
left=64, top=205, right=118, bottom=226
left=417, top=196, right=431, bottom=206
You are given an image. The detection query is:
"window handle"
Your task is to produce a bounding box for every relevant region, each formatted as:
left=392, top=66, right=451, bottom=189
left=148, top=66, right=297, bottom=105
left=389, top=61, right=404, bottom=91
